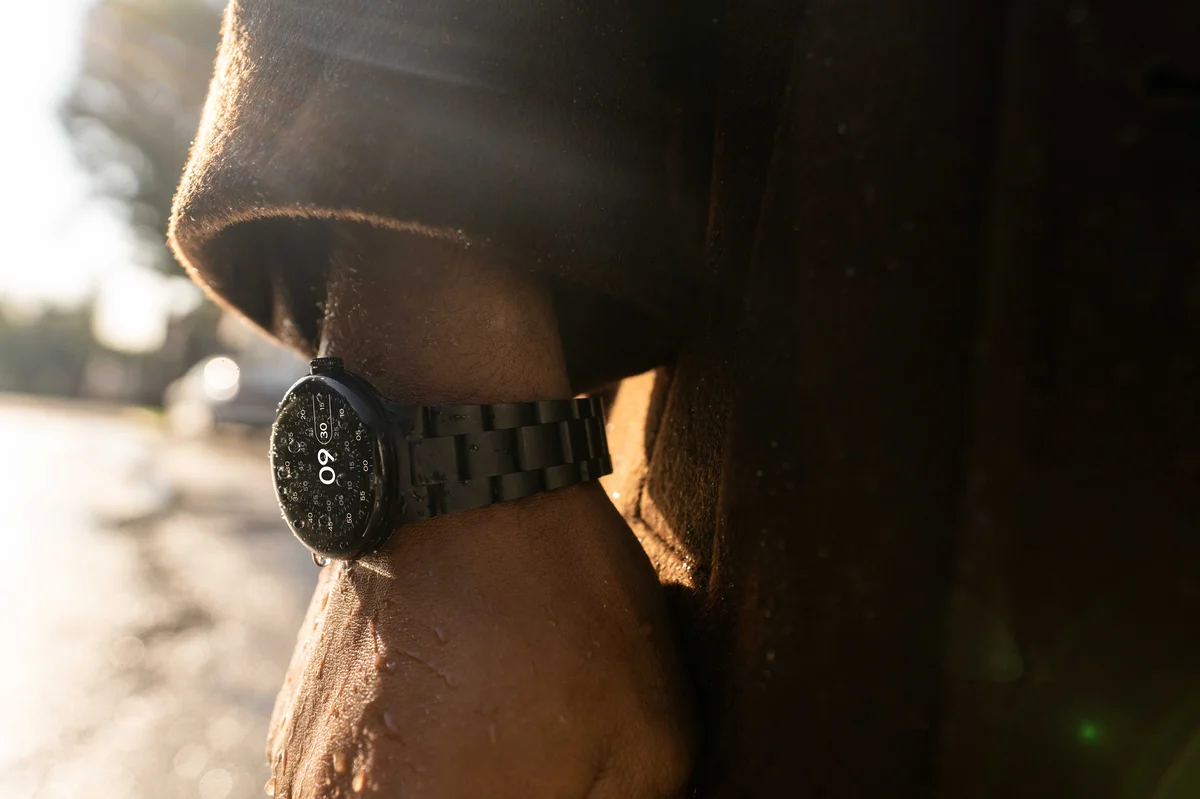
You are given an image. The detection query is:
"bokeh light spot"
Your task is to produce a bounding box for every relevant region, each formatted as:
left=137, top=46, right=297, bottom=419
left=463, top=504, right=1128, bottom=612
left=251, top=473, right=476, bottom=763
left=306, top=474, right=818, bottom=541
left=202, top=356, right=240, bottom=401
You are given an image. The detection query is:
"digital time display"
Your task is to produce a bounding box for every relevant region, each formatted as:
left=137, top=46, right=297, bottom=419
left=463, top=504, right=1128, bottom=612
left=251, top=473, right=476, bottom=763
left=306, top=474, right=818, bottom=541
left=270, top=377, right=381, bottom=557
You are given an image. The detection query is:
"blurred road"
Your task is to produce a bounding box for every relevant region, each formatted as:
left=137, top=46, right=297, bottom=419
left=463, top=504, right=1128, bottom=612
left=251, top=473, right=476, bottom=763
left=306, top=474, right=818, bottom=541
left=0, top=394, right=316, bottom=799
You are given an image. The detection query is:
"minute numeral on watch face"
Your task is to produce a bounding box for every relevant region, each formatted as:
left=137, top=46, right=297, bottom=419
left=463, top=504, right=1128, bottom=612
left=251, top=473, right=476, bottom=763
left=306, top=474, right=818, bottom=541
left=318, top=448, right=337, bottom=485
left=314, top=393, right=334, bottom=445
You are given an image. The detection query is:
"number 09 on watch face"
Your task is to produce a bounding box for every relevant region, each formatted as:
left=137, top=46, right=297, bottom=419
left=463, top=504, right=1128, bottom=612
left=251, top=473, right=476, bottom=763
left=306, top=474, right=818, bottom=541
left=270, top=377, right=384, bottom=557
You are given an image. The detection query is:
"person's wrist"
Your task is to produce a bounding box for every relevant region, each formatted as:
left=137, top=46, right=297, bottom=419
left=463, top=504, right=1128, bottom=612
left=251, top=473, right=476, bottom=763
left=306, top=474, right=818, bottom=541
left=318, top=223, right=599, bottom=565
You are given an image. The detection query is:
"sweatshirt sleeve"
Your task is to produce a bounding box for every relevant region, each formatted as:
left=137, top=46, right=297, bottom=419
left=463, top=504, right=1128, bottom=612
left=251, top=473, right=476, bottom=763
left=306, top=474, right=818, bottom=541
left=169, top=0, right=707, bottom=389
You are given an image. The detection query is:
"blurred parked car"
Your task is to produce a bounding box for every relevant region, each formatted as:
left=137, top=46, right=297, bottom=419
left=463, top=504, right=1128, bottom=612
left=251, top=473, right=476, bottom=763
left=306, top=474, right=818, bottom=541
left=164, top=344, right=306, bottom=436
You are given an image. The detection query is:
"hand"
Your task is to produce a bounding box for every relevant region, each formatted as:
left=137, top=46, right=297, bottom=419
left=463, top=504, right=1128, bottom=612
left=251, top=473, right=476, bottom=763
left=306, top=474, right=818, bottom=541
left=265, top=483, right=695, bottom=798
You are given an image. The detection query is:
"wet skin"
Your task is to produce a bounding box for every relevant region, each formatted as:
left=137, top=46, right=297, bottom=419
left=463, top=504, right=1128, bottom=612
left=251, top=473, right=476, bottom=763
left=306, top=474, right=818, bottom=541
left=263, top=225, right=696, bottom=798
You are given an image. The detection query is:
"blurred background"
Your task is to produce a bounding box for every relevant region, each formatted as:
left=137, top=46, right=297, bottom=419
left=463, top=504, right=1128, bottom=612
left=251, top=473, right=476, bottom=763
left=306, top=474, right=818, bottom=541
left=0, top=2, right=315, bottom=797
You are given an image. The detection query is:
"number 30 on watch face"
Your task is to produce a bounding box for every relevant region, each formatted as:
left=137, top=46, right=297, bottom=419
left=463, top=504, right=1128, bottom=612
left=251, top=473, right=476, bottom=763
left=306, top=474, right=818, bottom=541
left=270, top=377, right=381, bottom=557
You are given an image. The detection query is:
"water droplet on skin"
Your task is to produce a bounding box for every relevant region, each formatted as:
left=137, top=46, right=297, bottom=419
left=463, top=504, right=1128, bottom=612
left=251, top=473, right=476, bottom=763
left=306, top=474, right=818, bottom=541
left=375, top=650, right=398, bottom=674
left=264, top=777, right=276, bottom=796
left=110, top=636, right=145, bottom=669
left=382, top=711, right=403, bottom=738
left=332, top=750, right=348, bottom=774
left=432, top=626, right=447, bottom=644
left=352, top=771, right=366, bottom=793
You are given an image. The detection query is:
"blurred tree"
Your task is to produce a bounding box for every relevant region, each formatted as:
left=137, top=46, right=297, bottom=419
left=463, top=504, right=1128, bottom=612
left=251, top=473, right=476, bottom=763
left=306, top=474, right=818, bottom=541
left=0, top=301, right=223, bottom=403
left=0, top=305, right=97, bottom=397
left=39, top=0, right=230, bottom=403
left=60, top=0, right=225, bottom=274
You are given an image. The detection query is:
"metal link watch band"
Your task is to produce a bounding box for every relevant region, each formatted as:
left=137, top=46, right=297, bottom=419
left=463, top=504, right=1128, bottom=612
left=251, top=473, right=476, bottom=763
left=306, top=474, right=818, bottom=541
left=382, top=397, right=612, bottom=518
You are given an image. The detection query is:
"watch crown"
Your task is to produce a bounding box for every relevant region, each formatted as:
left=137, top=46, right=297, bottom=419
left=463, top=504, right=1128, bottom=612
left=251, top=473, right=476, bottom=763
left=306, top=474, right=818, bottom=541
left=310, top=356, right=344, bottom=375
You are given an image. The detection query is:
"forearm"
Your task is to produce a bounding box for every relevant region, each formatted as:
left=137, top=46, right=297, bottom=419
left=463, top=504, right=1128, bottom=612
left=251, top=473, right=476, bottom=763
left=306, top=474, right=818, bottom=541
left=265, top=222, right=694, bottom=798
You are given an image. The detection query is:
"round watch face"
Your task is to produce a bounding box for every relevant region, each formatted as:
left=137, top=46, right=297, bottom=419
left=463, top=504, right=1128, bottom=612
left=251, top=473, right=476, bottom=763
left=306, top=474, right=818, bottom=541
left=270, top=375, right=386, bottom=557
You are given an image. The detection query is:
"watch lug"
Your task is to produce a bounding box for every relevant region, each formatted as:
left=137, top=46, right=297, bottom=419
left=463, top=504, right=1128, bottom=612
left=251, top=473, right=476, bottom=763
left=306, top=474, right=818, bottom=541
left=310, top=356, right=344, bottom=375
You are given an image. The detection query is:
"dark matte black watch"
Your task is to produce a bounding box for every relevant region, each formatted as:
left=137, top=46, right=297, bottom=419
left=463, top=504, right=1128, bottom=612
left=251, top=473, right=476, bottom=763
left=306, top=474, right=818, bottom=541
left=270, top=357, right=612, bottom=562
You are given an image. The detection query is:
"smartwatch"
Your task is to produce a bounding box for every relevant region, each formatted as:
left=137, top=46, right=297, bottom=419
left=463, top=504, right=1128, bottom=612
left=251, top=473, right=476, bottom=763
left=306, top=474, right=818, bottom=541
left=270, top=357, right=612, bottom=562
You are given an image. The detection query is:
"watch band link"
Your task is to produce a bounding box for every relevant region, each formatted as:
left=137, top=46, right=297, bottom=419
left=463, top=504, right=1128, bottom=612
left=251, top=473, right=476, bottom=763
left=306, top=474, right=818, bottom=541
left=391, top=397, right=612, bottom=517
